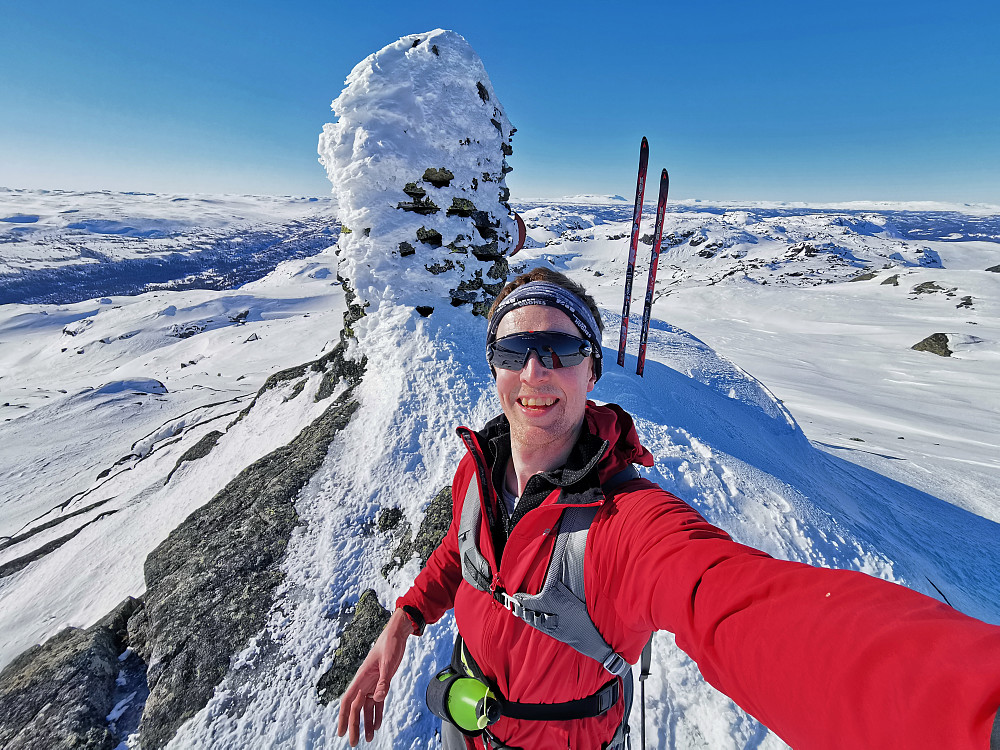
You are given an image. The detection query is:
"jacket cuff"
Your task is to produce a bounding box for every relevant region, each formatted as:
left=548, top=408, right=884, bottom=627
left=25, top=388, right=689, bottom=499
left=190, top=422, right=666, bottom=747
left=399, top=604, right=426, bottom=636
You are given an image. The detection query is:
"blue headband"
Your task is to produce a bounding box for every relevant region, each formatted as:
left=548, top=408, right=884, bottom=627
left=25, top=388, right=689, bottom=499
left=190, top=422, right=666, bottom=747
left=486, top=281, right=603, bottom=381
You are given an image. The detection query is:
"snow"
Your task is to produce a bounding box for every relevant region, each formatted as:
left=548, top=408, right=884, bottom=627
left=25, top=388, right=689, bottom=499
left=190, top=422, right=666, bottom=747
left=2, top=186, right=999, bottom=749
left=1, top=28, right=999, bottom=750
left=318, top=28, right=516, bottom=317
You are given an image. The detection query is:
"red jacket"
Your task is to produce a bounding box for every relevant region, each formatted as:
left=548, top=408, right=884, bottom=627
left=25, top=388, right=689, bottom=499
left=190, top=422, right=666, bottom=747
left=399, top=402, right=1000, bottom=749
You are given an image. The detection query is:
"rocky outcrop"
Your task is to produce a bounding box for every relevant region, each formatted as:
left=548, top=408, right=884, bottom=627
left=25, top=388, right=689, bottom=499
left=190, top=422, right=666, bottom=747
left=126, top=349, right=364, bottom=749
left=315, top=590, right=392, bottom=704
left=0, top=597, right=141, bottom=750
left=849, top=270, right=878, bottom=282
left=166, top=430, right=223, bottom=482
left=912, top=333, right=952, bottom=357
left=381, top=484, right=453, bottom=578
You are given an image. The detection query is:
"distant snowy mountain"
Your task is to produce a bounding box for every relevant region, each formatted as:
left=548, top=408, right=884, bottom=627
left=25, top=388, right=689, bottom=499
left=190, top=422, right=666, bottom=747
left=559, top=194, right=630, bottom=204
left=0, top=188, right=336, bottom=305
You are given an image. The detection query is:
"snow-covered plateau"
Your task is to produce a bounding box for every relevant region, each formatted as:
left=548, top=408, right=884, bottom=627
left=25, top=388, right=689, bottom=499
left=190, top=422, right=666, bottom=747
left=1, top=184, right=998, bottom=749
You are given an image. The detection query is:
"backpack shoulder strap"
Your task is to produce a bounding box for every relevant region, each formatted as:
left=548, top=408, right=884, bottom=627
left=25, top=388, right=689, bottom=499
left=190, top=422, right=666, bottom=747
left=494, top=464, right=642, bottom=678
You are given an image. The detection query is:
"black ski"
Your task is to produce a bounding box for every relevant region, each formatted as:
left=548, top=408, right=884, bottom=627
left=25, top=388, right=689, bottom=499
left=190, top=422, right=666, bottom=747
left=617, top=137, right=649, bottom=367
left=636, top=169, right=669, bottom=377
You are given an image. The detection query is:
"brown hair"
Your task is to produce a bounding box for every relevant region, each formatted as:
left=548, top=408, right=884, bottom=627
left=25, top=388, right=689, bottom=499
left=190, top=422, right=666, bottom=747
left=489, top=267, right=604, bottom=334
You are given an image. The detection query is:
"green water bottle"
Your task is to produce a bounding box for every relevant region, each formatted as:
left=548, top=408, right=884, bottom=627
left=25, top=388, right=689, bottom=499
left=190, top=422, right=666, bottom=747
left=427, top=669, right=501, bottom=733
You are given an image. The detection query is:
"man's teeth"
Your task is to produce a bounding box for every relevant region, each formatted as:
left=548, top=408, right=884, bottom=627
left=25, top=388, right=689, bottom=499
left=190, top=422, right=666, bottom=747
left=520, top=396, right=556, bottom=407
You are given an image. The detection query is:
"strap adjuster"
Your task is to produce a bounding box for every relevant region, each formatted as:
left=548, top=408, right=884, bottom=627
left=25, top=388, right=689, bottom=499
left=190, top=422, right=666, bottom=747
left=602, top=651, right=629, bottom=677
left=497, top=590, right=523, bottom=618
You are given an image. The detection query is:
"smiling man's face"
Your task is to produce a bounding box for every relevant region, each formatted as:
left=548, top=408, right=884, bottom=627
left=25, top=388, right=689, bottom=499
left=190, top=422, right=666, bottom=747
left=494, top=305, right=597, bottom=457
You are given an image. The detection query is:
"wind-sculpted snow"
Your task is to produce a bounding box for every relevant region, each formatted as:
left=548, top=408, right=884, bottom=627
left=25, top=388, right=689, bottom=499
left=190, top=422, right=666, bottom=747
left=318, top=29, right=517, bottom=316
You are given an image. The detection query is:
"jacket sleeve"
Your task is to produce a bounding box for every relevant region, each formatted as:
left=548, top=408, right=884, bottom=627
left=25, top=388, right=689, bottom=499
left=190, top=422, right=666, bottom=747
left=596, top=484, right=1000, bottom=750
left=395, top=468, right=467, bottom=627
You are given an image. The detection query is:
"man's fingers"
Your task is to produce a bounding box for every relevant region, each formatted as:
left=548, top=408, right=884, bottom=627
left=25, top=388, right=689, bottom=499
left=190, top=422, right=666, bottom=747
left=348, top=691, right=369, bottom=747
left=337, top=688, right=353, bottom=737
left=374, top=699, right=384, bottom=731
left=363, top=695, right=376, bottom=742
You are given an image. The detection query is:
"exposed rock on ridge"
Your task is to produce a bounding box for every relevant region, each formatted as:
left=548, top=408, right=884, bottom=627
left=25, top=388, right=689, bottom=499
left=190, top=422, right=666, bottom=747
left=0, top=597, right=141, bottom=750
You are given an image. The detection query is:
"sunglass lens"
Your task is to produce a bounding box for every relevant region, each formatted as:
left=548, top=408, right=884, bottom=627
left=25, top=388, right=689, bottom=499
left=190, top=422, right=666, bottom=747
left=489, top=332, right=591, bottom=371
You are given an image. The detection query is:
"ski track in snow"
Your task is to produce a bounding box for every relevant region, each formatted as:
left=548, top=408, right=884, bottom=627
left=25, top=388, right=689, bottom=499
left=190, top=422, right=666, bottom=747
left=1, top=188, right=998, bottom=749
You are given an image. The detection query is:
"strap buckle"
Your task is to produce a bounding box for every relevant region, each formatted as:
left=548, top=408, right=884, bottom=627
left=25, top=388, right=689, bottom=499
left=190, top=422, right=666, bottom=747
left=602, top=651, right=629, bottom=677
left=497, top=590, right=523, bottom=618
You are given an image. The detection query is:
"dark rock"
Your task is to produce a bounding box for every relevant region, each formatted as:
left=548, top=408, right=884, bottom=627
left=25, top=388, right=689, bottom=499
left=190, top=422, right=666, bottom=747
left=881, top=274, right=900, bottom=286
left=416, top=306, right=434, bottom=317
left=425, top=260, right=456, bottom=275
left=403, top=183, right=427, bottom=199
left=956, top=296, right=974, bottom=309
left=986, top=264, right=1000, bottom=273
left=422, top=168, right=454, bottom=188
left=0, top=597, right=142, bottom=750
left=382, top=485, right=452, bottom=578
left=378, top=507, right=404, bottom=533
left=128, top=362, right=364, bottom=749
left=167, top=430, right=224, bottom=482
left=396, top=200, right=440, bottom=215
left=688, top=235, right=707, bottom=247
left=911, top=333, right=952, bottom=357
left=447, top=198, right=476, bottom=218
left=397, top=183, right=439, bottom=214
left=471, top=211, right=499, bottom=242
left=849, top=271, right=878, bottom=282
left=285, top=379, right=307, bottom=401
left=911, top=281, right=945, bottom=294
left=476, top=82, right=490, bottom=102
left=417, top=227, right=443, bottom=247
left=315, top=590, right=391, bottom=703
left=399, top=241, right=416, bottom=257
left=167, top=323, right=205, bottom=339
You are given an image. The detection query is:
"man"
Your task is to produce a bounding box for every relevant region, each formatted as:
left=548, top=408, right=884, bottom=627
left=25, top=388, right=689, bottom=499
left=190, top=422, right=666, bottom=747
left=338, top=268, right=1000, bottom=749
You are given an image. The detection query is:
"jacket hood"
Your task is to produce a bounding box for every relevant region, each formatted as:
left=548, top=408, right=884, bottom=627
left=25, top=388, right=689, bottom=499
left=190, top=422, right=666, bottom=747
left=584, top=401, right=655, bottom=484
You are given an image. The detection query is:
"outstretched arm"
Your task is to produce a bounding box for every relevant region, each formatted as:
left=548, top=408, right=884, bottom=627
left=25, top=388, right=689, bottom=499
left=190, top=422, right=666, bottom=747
left=601, top=485, right=1000, bottom=750
left=337, top=608, right=415, bottom=746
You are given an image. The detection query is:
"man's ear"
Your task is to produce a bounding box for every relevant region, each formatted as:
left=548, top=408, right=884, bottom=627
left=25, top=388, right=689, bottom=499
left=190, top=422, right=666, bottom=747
left=587, top=361, right=597, bottom=392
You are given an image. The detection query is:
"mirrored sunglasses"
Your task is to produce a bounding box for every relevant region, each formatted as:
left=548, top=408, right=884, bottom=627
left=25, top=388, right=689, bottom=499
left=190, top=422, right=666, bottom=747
left=488, top=331, right=594, bottom=372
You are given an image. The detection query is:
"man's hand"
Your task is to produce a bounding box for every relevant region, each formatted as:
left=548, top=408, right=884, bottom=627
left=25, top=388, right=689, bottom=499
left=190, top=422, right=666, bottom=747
left=337, top=608, right=413, bottom=746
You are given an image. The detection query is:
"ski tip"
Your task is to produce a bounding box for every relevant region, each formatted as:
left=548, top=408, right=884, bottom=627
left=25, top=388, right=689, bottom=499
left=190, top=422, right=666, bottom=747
left=641, top=136, right=648, bottom=147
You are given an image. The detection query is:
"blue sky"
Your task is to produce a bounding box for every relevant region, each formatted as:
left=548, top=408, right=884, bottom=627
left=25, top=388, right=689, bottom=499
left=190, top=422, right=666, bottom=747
left=1, top=0, right=997, bottom=203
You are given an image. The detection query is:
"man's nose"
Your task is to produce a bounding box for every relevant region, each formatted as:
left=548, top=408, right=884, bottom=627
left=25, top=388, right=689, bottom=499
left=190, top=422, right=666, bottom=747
left=520, top=350, right=549, bottom=380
